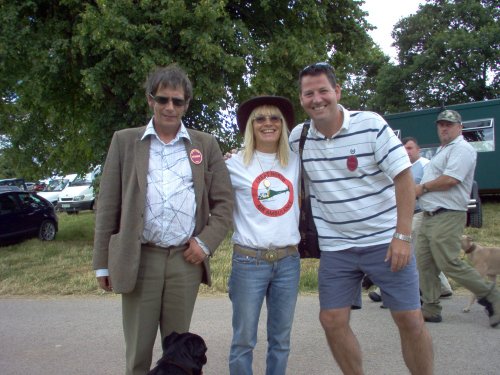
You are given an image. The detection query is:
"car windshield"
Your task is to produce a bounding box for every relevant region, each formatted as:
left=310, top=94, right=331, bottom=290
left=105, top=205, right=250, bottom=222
left=69, top=177, right=92, bottom=187
left=44, top=179, right=68, bottom=192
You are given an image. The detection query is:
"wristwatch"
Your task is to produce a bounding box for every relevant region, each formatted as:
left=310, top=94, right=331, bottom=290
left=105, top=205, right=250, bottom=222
left=422, top=183, right=429, bottom=194
left=393, top=232, right=412, bottom=243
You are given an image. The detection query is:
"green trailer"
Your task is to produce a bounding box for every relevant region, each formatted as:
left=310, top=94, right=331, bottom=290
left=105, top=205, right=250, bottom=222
left=384, top=98, right=500, bottom=195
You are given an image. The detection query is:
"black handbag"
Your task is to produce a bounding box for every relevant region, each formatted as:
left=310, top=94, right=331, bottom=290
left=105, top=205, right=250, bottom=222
left=298, top=121, right=321, bottom=258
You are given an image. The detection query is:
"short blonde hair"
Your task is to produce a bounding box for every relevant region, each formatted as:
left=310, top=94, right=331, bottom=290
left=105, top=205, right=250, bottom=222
left=242, top=105, right=290, bottom=167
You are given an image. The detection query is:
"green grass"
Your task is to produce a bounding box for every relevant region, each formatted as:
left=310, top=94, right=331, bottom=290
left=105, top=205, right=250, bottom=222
left=0, top=212, right=97, bottom=295
left=1, top=203, right=499, bottom=296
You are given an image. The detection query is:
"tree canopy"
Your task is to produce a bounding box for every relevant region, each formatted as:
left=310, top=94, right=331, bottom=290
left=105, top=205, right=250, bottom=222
left=2, top=0, right=498, bottom=179
left=0, top=0, right=378, bottom=179
left=370, top=0, right=499, bottom=112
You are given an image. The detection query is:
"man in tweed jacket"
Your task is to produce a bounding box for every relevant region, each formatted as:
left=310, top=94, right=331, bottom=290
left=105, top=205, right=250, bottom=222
left=93, top=65, right=233, bottom=375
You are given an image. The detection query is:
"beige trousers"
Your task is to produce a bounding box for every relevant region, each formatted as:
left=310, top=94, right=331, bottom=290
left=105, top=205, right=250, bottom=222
left=416, top=211, right=499, bottom=316
left=413, top=211, right=452, bottom=293
left=122, top=245, right=203, bottom=375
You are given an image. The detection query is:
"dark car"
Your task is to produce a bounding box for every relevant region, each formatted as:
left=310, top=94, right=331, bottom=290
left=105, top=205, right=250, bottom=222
left=0, top=178, right=28, bottom=191
left=0, top=188, right=58, bottom=243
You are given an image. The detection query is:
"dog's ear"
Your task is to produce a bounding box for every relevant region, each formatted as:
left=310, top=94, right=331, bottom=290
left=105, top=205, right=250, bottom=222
left=185, top=335, right=207, bottom=367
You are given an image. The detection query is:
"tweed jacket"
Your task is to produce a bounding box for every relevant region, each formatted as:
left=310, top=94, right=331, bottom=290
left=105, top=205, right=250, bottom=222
left=92, top=125, right=233, bottom=293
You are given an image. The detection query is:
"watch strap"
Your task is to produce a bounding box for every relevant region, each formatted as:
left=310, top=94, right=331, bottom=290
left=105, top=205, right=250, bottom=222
left=393, top=232, right=412, bottom=243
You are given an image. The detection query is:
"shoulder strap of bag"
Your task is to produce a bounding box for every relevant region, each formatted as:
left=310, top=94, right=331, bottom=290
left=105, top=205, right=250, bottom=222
left=299, top=120, right=310, bottom=160
left=299, top=121, right=311, bottom=207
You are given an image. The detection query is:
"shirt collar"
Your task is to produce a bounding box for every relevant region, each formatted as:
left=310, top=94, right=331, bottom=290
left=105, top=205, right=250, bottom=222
left=141, top=118, right=192, bottom=144
left=436, top=135, right=464, bottom=154
left=449, top=134, right=464, bottom=145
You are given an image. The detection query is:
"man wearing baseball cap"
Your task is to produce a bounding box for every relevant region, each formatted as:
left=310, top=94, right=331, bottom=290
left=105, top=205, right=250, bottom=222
left=415, top=109, right=500, bottom=327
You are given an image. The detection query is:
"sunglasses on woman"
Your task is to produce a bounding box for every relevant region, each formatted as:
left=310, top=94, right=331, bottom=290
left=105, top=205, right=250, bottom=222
left=253, top=115, right=283, bottom=125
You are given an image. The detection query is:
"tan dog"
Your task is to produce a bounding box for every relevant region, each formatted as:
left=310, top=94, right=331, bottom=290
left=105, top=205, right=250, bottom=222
left=460, top=235, right=500, bottom=312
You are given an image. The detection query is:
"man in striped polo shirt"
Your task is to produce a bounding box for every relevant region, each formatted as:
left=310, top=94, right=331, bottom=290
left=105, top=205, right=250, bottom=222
left=290, top=63, right=433, bottom=375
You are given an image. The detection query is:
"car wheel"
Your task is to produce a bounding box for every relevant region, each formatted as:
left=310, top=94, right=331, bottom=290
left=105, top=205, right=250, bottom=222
left=38, top=220, right=56, bottom=241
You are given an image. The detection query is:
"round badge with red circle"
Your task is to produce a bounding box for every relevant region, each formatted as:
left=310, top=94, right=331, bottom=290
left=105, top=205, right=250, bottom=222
left=190, top=149, right=203, bottom=165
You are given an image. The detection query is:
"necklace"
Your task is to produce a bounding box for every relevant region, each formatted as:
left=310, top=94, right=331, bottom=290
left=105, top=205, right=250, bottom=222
left=255, top=152, right=278, bottom=188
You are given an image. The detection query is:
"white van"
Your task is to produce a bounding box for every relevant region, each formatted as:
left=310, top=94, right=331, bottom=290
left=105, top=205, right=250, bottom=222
left=38, top=174, right=77, bottom=206
left=57, top=167, right=100, bottom=214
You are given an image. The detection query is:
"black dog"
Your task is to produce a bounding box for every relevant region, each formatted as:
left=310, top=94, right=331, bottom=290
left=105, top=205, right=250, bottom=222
left=361, top=274, right=374, bottom=290
left=147, top=332, right=207, bottom=375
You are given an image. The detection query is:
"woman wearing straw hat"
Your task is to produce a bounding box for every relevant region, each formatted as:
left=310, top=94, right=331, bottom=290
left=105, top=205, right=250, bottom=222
left=226, top=96, right=300, bottom=375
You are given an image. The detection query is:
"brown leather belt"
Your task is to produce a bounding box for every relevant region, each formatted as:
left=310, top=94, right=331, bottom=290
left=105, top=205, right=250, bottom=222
left=233, top=244, right=298, bottom=262
left=423, top=208, right=458, bottom=217
left=142, top=242, right=187, bottom=252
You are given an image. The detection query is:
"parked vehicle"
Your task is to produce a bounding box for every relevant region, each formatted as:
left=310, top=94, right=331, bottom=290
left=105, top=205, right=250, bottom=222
left=33, top=181, right=47, bottom=191
left=0, top=186, right=21, bottom=192
left=0, top=188, right=58, bottom=243
left=38, top=174, right=78, bottom=206
left=25, top=182, right=36, bottom=191
left=57, top=167, right=100, bottom=214
left=0, top=178, right=28, bottom=191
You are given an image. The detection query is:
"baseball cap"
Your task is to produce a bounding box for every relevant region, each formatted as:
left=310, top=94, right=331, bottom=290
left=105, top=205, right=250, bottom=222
left=436, top=109, right=462, bottom=124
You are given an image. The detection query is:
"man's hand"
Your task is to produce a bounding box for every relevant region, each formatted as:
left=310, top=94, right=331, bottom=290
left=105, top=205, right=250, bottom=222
left=385, top=239, right=411, bottom=272
left=97, top=276, right=113, bottom=292
left=223, top=148, right=238, bottom=160
left=184, top=237, right=208, bottom=265
left=415, top=184, right=425, bottom=198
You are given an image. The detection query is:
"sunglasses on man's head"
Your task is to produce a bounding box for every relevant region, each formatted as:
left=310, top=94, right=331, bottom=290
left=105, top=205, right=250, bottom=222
left=149, top=93, right=186, bottom=107
left=253, top=115, right=283, bottom=125
left=300, top=62, right=334, bottom=74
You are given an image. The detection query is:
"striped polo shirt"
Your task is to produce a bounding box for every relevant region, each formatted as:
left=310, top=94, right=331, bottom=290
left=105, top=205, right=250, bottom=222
left=290, top=105, right=411, bottom=251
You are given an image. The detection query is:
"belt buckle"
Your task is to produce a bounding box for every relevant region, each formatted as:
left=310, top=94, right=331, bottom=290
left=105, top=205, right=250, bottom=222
left=264, top=249, right=278, bottom=262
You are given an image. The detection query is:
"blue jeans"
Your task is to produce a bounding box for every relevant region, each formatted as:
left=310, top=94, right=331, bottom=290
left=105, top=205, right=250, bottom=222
left=228, top=251, right=300, bottom=375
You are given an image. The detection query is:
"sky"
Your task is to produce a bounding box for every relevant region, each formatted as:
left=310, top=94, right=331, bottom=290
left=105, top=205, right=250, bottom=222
left=361, top=0, right=424, bottom=61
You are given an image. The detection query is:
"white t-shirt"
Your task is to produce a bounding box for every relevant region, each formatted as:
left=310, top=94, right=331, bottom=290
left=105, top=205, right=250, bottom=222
left=225, top=150, right=300, bottom=249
